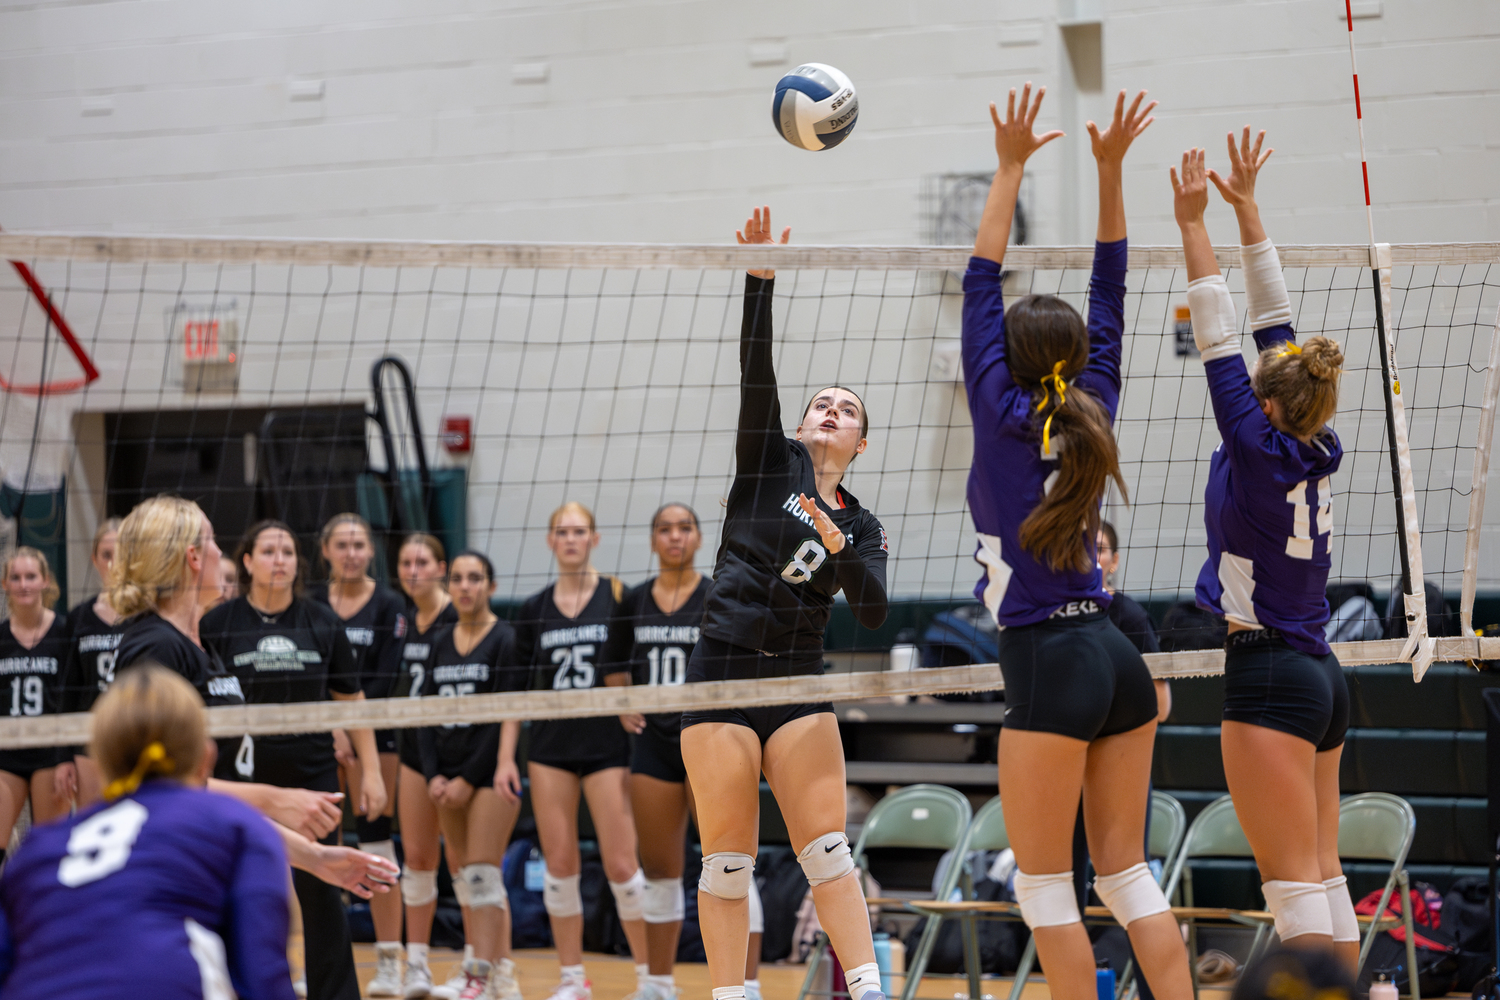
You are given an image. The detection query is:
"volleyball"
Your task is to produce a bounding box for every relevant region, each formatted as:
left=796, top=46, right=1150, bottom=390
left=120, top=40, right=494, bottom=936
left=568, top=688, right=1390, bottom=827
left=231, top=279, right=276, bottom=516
left=771, top=63, right=859, bottom=151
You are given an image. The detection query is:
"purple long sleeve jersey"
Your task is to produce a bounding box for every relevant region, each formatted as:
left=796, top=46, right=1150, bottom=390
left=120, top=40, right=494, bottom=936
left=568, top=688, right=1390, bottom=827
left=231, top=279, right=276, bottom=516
left=961, top=239, right=1127, bottom=626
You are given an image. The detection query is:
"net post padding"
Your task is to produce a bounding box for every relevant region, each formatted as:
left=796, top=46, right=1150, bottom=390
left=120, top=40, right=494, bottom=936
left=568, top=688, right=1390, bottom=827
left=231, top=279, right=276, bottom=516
left=1461, top=304, right=1500, bottom=636
left=6, top=636, right=1500, bottom=750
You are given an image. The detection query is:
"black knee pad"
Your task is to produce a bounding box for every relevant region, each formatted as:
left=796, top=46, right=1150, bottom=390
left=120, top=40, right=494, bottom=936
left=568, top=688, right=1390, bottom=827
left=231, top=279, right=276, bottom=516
left=357, top=813, right=392, bottom=842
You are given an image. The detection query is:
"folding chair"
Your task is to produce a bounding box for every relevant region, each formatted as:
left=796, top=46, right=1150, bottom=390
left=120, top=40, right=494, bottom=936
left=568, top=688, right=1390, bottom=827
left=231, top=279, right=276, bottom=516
left=797, top=784, right=972, bottom=1000
left=1338, top=793, right=1418, bottom=1000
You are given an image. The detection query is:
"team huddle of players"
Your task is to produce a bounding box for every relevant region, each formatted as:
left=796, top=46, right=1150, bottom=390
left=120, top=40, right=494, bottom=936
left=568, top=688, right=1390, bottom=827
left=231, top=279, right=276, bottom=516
left=0, top=85, right=1356, bottom=1000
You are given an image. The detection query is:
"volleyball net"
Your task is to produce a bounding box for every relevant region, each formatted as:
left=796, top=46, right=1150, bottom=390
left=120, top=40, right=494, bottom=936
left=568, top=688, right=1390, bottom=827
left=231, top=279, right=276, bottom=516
left=0, top=233, right=1498, bottom=748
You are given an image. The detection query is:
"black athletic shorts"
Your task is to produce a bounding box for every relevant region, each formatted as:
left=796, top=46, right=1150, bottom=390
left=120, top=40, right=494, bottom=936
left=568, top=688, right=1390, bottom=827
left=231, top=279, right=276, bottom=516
left=0, top=747, right=62, bottom=781
left=399, top=730, right=424, bottom=774
left=1222, top=628, right=1348, bottom=752
left=630, top=724, right=687, bottom=783
left=375, top=728, right=397, bottom=755
left=528, top=751, right=630, bottom=777
left=997, top=607, right=1158, bottom=741
left=681, top=635, right=834, bottom=744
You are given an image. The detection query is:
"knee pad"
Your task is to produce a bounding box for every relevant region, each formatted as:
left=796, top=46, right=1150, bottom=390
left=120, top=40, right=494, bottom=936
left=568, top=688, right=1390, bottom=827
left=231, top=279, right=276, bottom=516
left=1262, top=880, right=1333, bottom=942
left=452, top=871, right=472, bottom=907
left=359, top=839, right=399, bottom=869
left=401, top=868, right=438, bottom=907
left=543, top=870, right=583, bottom=918
left=699, top=852, right=755, bottom=900
left=1094, top=862, right=1170, bottom=927
left=609, top=868, right=648, bottom=922
left=1324, top=876, right=1359, bottom=943
left=747, top=875, right=764, bottom=934
left=796, top=832, right=854, bottom=887
left=1013, top=870, right=1081, bottom=929
left=357, top=813, right=393, bottom=843
left=459, top=863, right=507, bottom=910
left=643, top=877, right=685, bottom=923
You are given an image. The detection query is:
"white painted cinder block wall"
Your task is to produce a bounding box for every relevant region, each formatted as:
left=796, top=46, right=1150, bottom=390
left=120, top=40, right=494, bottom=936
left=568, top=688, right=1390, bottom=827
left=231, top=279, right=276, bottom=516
left=2, top=0, right=1497, bottom=246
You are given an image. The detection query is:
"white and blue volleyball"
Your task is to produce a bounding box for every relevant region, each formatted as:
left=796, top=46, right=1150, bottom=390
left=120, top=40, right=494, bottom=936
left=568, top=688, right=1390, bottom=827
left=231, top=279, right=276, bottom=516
left=771, top=63, right=859, bottom=151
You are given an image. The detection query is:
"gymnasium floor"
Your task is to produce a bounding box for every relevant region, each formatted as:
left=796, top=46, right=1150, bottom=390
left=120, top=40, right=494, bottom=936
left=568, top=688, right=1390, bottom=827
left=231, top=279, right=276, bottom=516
left=348, top=946, right=1241, bottom=1000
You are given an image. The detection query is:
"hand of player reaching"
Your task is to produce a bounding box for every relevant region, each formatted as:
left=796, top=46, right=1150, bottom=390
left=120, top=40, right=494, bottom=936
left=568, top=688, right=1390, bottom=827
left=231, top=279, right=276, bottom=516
left=737, top=205, right=790, bottom=281
left=309, top=844, right=400, bottom=900
left=1088, top=89, right=1157, bottom=167
left=990, top=83, right=1065, bottom=173
left=1207, top=127, right=1272, bottom=211
left=1171, top=148, right=1211, bottom=229
left=269, top=787, right=344, bottom=841
left=797, top=493, right=846, bottom=555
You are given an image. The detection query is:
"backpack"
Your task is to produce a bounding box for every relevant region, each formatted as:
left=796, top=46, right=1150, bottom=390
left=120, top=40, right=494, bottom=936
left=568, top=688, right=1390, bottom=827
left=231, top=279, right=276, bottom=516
left=1441, top=875, right=1495, bottom=991
left=902, top=850, right=1028, bottom=976
left=1355, top=883, right=1460, bottom=997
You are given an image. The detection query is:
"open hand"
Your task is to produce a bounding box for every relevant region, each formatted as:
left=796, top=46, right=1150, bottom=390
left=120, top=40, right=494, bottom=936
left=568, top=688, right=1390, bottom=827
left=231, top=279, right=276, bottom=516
left=1170, top=148, right=1210, bottom=229
left=990, top=83, right=1064, bottom=171
left=310, top=844, right=400, bottom=900
left=1088, top=89, right=1156, bottom=166
left=737, top=205, right=790, bottom=280
left=1207, top=126, right=1272, bottom=210
left=797, top=493, right=846, bottom=555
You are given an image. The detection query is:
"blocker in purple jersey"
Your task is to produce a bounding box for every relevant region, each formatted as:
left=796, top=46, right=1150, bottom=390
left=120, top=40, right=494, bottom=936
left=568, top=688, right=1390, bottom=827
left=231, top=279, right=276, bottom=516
left=0, top=780, right=294, bottom=1000
left=961, top=239, right=1127, bottom=627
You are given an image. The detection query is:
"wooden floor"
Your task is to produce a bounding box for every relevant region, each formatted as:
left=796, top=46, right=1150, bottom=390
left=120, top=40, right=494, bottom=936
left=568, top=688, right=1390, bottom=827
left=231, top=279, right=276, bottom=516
left=346, top=946, right=1241, bottom=1000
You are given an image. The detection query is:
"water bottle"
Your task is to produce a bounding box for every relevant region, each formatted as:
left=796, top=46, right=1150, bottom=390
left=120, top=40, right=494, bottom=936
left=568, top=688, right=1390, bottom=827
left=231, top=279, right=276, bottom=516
left=888, top=628, right=919, bottom=704
left=1370, top=970, right=1399, bottom=1000
left=1095, top=959, right=1115, bottom=1000
left=524, top=846, right=546, bottom=893
left=872, top=932, right=893, bottom=995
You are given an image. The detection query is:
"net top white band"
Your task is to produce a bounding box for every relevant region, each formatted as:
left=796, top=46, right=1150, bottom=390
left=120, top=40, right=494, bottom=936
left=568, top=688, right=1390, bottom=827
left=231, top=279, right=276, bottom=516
left=3, top=233, right=1499, bottom=270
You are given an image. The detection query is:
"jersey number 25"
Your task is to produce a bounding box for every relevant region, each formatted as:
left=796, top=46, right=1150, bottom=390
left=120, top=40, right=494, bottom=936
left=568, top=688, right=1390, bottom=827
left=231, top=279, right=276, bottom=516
left=552, top=645, right=596, bottom=689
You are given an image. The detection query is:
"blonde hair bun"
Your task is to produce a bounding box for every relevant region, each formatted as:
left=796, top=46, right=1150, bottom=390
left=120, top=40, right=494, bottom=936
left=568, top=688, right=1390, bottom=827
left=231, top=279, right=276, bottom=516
left=1301, top=336, right=1344, bottom=382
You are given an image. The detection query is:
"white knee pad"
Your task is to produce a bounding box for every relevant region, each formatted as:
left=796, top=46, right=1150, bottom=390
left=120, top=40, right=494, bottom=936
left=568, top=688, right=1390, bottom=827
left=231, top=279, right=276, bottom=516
left=643, top=877, right=685, bottom=923
left=1013, top=870, right=1081, bottom=929
left=460, top=863, right=507, bottom=910
left=699, top=852, right=755, bottom=900
left=359, top=839, right=399, bottom=869
left=543, top=870, right=583, bottom=918
left=747, top=876, right=764, bottom=935
left=1094, top=862, right=1170, bottom=927
left=609, top=868, right=648, bottom=922
left=1262, top=880, right=1333, bottom=942
left=1324, top=876, right=1359, bottom=943
left=401, top=868, right=438, bottom=907
left=452, top=872, right=472, bottom=907
left=797, top=832, right=855, bottom=887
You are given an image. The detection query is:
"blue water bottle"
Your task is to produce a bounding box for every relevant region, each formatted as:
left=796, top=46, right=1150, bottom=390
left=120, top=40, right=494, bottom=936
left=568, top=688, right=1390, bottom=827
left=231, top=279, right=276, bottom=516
left=1095, top=959, right=1115, bottom=1000
left=872, top=932, right=892, bottom=995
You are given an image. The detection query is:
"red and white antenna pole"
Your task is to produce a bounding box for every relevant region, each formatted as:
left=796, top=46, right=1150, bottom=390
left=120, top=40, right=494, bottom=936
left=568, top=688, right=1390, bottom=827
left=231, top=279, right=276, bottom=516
left=1344, top=0, right=1377, bottom=247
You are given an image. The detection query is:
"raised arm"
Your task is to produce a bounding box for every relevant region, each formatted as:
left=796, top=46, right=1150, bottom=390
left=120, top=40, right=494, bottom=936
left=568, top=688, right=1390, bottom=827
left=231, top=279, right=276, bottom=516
left=973, top=83, right=1063, bottom=266
left=1088, top=89, right=1156, bottom=244
left=736, top=206, right=792, bottom=474
left=1209, top=127, right=1292, bottom=352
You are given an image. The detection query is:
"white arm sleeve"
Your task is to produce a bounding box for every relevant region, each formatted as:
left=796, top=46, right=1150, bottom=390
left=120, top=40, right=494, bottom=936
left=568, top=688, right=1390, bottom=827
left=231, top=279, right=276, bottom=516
left=1187, top=275, right=1242, bottom=363
left=1240, top=238, right=1292, bottom=331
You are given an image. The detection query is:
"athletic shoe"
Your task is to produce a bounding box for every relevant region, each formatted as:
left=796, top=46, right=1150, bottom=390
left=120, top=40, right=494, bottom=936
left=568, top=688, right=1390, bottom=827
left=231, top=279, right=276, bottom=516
left=368, top=944, right=404, bottom=997
left=457, top=960, right=495, bottom=1000
left=404, top=960, right=434, bottom=999
left=541, top=980, right=592, bottom=1000
left=492, top=959, right=523, bottom=1000
left=431, top=965, right=465, bottom=1000
left=622, top=983, right=677, bottom=1000
left=292, top=976, right=307, bottom=998
left=744, top=984, right=761, bottom=1000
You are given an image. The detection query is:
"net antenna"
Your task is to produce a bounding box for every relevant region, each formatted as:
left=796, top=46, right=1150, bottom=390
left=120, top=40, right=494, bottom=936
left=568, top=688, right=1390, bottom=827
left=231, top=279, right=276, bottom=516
left=1344, top=2, right=1437, bottom=678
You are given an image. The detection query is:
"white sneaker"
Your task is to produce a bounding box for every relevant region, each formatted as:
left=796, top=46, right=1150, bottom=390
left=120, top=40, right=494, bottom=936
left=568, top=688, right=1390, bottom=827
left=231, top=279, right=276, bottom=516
left=492, top=959, right=523, bottom=1000
left=292, top=976, right=307, bottom=998
left=744, top=985, right=762, bottom=1000
left=369, top=944, right=404, bottom=997
left=404, top=960, right=434, bottom=998
left=623, top=984, right=676, bottom=1000
left=431, top=966, right=467, bottom=1000
left=542, top=980, right=592, bottom=1000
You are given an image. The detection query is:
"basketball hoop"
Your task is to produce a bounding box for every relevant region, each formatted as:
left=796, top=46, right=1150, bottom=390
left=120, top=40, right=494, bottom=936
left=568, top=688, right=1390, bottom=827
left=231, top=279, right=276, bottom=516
left=2, top=227, right=100, bottom=396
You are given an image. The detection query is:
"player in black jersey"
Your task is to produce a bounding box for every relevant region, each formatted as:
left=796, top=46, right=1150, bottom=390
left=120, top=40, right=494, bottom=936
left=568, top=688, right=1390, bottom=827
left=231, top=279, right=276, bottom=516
left=681, top=209, right=891, bottom=1000
left=108, top=496, right=399, bottom=901
left=393, top=533, right=462, bottom=997
left=602, top=503, right=767, bottom=1000
left=201, top=519, right=385, bottom=1000
left=62, top=517, right=124, bottom=806
left=415, top=550, right=526, bottom=1000
left=308, top=513, right=409, bottom=997
left=516, top=502, right=649, bottom=1000
left=0, top=548, right=74, bottom=851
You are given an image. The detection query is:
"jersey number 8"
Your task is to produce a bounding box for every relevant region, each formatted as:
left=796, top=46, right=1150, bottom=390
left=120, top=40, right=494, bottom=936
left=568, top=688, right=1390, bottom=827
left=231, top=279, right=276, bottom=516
left=58, top=798, right=149, bottom=887
left=780, top=538, right=828, bottom=584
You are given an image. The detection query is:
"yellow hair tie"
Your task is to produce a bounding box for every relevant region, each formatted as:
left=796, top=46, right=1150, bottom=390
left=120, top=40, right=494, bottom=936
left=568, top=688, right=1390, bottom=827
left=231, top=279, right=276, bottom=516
left=103, top=741, right=174, bottom=800
left=1037, top=360, right=1069, bottom=457
left=1276, top=341, right=1302, bottom=358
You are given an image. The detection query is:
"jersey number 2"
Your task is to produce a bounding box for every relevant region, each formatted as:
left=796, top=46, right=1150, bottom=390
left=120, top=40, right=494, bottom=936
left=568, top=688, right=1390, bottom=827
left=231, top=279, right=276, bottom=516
left=58, top=798, right=149, bottom=887
left=780, top=538, right=828, bottom=584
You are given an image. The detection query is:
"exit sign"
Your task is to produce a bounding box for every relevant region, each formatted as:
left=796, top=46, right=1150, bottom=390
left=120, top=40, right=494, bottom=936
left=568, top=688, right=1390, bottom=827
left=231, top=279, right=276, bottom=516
left=169, top=301, right=240, bottom=392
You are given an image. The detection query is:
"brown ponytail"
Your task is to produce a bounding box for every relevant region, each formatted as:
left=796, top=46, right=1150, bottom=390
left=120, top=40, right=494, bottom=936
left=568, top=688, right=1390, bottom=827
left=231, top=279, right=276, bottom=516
left=1005, top=295, right=1129, bottom=574
left=1252, top=336, right=1343, bottom=442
